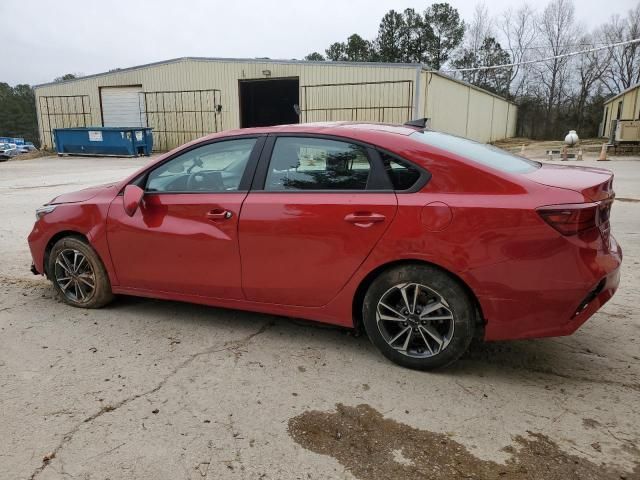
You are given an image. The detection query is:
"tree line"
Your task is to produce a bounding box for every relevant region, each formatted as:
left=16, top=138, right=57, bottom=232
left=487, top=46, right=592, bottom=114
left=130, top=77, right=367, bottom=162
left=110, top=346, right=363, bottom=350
left=0, top=74, right=76, bottom=147
left=305, top=0, right=640, bottom=139
left=0, top=84, right=39, bottom=145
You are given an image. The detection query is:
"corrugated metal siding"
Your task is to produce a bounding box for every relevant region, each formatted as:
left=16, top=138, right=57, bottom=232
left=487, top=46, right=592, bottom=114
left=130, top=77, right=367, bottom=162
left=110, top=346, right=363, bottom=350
left=423, top=72, right=517, bottom=143
left=602, top=85, right=640, bottom=137
left=37, top=95, right=92, bottom=148
left=301, top=80, right=414, bottom=124
left=142, top=89, right=222, bottom=150
left=466, top=89, right=493, bottom=142
left=34, top=59, right=517, bottom=149
left=426, top=74, right=469, bottom=137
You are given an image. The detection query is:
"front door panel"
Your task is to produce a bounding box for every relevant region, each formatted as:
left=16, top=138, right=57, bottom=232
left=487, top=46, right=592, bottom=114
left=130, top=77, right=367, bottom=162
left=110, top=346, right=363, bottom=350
left=239, top=193, right=397, bottom=306
left=107, top=193, right=245, bottom=298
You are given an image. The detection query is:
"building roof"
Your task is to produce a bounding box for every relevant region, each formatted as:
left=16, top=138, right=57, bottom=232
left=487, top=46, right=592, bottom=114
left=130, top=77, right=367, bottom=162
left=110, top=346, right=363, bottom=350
left=34, top=56, right=515, bottom=104
left=604, top=82, right=640, bottom=104
left=33, top=56, right=423, bottom=88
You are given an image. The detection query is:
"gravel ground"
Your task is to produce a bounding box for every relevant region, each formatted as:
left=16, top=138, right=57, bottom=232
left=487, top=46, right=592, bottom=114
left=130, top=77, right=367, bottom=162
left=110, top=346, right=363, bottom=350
left=0, top=154, right=639, bottom=480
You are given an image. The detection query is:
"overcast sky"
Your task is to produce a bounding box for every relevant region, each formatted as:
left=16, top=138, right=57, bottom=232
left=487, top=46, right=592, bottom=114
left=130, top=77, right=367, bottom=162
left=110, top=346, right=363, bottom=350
left=1, top=0, right=636, bottom=86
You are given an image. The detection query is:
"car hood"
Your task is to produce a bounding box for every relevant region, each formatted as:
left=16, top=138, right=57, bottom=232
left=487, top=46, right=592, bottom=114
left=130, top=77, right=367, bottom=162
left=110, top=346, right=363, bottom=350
left=49, top=183, right=118, bottom=204
left=522, top=163, right=614, bottom=201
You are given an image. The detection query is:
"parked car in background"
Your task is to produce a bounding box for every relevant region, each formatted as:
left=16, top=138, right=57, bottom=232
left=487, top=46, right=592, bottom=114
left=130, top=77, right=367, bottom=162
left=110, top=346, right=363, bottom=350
left=27, top=121, right=622, bottom=370
left=0, top=143, right=19, bottom=160
left=16, top=143, right=38, bottom=154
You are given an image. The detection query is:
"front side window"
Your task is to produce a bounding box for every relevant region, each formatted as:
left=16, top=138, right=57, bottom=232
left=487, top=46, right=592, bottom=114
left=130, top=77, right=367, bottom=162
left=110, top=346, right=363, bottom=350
left=410, top=131, right=540, bottom=174
left=146, top=138, right=257, bottom=193
left=265, top=137, right=371, bottom=191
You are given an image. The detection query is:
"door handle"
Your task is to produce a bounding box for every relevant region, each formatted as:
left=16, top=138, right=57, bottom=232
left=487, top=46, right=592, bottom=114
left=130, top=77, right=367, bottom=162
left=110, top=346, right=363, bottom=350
left=206, top=209, right=233, bottom=220
left=344, top=212, right=386, bottom=226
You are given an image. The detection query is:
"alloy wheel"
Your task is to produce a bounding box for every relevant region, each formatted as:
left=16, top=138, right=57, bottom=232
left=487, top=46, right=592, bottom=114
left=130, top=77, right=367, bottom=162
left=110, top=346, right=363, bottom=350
left=53, top=248, right=96, bottom=303
left=376, top=282, right=455, bottom=358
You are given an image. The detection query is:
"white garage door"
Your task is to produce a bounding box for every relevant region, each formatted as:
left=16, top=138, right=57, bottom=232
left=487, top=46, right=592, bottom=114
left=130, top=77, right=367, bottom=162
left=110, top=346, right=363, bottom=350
left=101, top=87, right=146, bottom=127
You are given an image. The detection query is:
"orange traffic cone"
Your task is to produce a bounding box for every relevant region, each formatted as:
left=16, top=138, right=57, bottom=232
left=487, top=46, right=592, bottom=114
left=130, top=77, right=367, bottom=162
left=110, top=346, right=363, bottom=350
left=598, top=143, right=608, bottom=161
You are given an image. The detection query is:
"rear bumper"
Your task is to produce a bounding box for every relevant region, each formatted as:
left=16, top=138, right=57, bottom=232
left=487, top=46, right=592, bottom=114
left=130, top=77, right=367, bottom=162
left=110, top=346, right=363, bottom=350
left=546, top=265, right=620, bottom=337
left=475, top=235, right=622, bottom=341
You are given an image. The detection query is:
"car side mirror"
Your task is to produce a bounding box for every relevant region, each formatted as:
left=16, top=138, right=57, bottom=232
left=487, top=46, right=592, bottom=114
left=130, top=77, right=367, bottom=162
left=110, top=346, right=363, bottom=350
left=123, top=184, right=144, bottom=217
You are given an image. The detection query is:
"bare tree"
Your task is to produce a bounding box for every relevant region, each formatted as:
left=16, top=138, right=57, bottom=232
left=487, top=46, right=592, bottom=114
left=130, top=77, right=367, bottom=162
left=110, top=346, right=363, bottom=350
left=534, top=0, right=578, bottom=136
left=457, top=3, right=495, bottom=85
left=599, top=3, right=640, bottom=95
left=467, top=3, right=494, bottom=52
left=573, top=33, right=611, bottom=130
left=498, top=5, right=537, bottom=97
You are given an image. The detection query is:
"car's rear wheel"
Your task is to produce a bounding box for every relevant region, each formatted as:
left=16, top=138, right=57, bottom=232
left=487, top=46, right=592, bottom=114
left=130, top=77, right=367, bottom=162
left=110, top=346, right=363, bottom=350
left=362, top=264, right=475, bottom=370
left=48, top=237, right=113, bottom=308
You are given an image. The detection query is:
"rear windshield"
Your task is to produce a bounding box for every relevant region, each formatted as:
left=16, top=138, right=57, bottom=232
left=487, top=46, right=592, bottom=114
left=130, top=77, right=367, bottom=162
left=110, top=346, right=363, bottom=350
left=411, top=131, right=540, bottom=174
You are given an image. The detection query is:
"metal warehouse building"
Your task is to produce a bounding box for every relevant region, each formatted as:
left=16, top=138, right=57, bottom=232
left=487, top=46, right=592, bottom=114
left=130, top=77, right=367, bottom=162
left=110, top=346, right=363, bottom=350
left=33, top=57, right=517, bottom=151
left=601, top=82, right=640, bottom=139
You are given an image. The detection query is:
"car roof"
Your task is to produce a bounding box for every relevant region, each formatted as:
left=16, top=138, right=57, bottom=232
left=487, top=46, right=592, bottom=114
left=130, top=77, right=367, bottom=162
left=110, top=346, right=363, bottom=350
left=199, top=122, right=420, bottom=143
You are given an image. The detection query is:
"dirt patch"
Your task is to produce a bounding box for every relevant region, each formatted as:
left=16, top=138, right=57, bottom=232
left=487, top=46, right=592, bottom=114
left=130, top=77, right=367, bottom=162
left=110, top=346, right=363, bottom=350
left=9, top=150, right=53, bottom=161
left=289, top=404, right=639, bottom=480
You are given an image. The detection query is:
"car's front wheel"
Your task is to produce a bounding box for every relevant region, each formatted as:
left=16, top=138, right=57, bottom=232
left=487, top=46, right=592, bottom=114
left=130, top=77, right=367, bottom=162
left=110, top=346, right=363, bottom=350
left=362, top=264, right=475, bottom=370
left=48, top=236, right=114, bottom=308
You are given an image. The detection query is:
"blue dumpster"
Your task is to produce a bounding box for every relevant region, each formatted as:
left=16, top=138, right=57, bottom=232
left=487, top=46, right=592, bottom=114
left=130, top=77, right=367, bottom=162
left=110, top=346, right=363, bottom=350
left=53, top=127, right=153, bottom=157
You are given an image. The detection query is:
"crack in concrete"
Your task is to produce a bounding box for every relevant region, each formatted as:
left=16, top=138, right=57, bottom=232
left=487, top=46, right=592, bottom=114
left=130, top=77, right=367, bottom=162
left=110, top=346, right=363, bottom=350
left=509, top=364, right=640, bottom=392
left=463, top=355, right=640, bottom=392
left=27, top=320, right=275, bottom=480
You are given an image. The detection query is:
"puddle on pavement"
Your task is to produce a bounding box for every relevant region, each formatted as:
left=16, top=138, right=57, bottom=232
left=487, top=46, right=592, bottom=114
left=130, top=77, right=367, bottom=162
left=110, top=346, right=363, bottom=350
left=288, top=403, right=639, bottom=480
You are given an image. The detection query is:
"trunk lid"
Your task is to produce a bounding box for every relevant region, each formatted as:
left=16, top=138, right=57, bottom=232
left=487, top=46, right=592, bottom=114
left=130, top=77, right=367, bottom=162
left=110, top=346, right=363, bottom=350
left=523, top=163, right=614, bottom=201
left=529, top=164, right=615, bottom=246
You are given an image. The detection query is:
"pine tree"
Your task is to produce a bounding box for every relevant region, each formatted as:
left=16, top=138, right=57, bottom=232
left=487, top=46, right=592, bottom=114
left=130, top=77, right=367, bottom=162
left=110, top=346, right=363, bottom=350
left=423, top=3, right=465, bottom=69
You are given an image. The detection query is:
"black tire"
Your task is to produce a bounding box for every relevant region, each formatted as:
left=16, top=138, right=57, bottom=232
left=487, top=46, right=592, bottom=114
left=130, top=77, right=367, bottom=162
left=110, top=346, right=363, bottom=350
left=48, top=236, right=114, bottom=308
left=362, top=264, right=475, bottom=370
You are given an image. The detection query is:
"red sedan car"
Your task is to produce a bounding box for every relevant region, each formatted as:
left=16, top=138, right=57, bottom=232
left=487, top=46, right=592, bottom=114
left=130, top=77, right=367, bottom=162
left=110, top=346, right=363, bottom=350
left=28, top=122, right=622, bottom=369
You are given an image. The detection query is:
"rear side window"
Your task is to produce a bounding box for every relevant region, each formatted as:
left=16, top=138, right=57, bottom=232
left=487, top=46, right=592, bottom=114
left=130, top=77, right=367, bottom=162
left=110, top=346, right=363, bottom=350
left=265, top=137, right=371, bottom=191
left=379, top=152, right=422, bottom=190
left=411, top=131, right=540, bottom=174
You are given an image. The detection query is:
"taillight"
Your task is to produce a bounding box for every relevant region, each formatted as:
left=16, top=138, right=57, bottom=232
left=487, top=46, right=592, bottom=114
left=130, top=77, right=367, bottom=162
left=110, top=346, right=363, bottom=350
left=537, top=202, right=611, bottom=236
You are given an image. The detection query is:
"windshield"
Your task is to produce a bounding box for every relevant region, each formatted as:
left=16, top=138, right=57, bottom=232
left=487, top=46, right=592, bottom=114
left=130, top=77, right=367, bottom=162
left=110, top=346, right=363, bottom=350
left=411, top=131, right=540, bottom=174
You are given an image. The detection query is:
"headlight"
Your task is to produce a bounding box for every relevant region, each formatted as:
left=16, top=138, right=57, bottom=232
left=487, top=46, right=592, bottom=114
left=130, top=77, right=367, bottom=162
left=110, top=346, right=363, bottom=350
left=35, top=205, right=57, bottom=219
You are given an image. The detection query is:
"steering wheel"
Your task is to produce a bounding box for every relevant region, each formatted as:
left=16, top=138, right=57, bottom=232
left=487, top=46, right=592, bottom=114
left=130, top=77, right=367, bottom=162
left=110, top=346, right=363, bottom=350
left=186, top=172, right=204, bottom=191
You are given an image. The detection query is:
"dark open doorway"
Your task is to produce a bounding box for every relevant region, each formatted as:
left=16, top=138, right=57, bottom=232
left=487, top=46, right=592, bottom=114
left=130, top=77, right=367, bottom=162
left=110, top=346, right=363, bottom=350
left=239, top=77, right=300, bottom=128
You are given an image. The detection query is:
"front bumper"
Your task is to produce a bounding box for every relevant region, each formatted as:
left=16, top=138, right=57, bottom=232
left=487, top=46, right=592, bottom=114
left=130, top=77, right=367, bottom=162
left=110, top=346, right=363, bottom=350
left=28, top=220, right=46, bottom=275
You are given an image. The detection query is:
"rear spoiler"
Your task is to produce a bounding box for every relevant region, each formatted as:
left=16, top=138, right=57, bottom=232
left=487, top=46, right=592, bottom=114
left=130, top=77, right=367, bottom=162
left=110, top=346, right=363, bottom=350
left=403, top=118, right=431, bottom=129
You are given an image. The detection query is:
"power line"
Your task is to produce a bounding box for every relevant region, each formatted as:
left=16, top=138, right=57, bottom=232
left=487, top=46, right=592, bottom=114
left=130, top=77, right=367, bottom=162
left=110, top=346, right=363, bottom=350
left=442, top=37, right=640, bottom=73
left=500, top=41, right=617, bottom=53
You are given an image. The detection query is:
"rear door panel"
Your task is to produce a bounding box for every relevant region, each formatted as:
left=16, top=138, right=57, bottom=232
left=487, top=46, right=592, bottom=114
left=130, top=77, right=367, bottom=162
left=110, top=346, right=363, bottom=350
left=239, top=134, right=398, bottom=307
left=239, top=194, right=396, bottom=307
